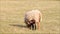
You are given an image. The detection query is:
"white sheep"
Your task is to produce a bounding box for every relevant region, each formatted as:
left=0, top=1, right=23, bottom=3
left=24, top=9, right=42, bottom=30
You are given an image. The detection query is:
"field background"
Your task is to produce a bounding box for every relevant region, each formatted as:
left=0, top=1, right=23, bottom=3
left=0, top=0, right=60, bottom=34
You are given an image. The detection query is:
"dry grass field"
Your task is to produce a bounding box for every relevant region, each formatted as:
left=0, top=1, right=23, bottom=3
left=0, top=0, right=60, bottom=34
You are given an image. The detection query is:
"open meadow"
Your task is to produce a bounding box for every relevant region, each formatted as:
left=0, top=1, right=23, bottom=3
left=0, top=0, right=60, bottom=34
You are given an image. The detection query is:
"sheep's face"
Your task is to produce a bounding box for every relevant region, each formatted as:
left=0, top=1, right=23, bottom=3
left=29, top=20, right=35, bottom=24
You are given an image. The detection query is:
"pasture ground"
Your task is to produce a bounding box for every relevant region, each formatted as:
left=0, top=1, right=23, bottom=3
left=0, top=0, right=60, bottom=34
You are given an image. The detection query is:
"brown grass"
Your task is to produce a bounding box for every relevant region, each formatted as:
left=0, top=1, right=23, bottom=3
left=0, top=0, right=60, bottom=34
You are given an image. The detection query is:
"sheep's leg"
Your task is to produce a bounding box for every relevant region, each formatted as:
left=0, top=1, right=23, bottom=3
left=36, top=22, right=40, bottom=30
left=36, top=22, right=38, bottom=30
left=37, top=22, right=40, bottom=30
left=33, top=24, right=36, bottom=30
left=30, top=24, right=32, bottom=30
left=32, top=24, right=34, bottom=30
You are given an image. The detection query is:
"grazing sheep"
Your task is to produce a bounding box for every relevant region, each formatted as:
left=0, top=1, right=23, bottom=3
left=24, top=9, right=42, bottom=30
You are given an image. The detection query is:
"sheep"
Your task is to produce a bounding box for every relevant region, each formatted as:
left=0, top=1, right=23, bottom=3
left=24, top=9, right=42, bottom=30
